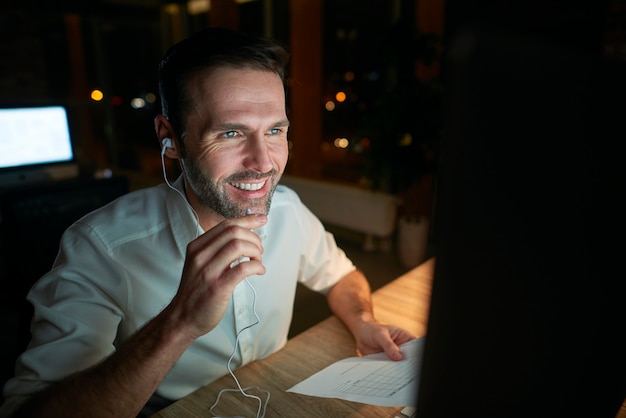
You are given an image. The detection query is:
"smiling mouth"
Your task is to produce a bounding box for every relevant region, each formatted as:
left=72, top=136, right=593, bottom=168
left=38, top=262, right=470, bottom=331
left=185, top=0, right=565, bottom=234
left=230, top=180, right=266, bottom=191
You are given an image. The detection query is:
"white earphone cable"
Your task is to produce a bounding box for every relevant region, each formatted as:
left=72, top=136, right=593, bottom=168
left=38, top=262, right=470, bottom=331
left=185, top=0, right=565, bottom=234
left=161, top=145, right=201, bottom=238
left=162, top=145, right=269, bottom=416
left=209, top=278, right=270, bottom=418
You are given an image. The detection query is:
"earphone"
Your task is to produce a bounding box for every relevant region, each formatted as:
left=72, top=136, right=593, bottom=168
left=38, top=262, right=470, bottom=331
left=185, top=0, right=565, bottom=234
left=160, top=136, right=201, bottom=237
left=211, top=217, right=269, bottom=418
left=159, top=135, right=269, bottom=416
left=161, top=137, right=172, bottom=155
left=209, top=275, right=270, bottom=418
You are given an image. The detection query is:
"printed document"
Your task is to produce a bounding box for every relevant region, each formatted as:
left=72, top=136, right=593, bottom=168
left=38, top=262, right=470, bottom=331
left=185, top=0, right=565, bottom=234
left=287, top=337, right=423, bottom=407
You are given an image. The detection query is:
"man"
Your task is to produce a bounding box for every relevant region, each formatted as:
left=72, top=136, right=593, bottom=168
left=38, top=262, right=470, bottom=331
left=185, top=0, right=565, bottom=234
left=0, top=27, right=414, bottom=417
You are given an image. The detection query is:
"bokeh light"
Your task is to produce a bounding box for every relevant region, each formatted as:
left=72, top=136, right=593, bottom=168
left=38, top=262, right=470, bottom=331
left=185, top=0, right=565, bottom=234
left=334, top=137, right=349, bottom=148
left=131, top=97, right=146, bottom=109
left=90, top=89, right=104, bottom=101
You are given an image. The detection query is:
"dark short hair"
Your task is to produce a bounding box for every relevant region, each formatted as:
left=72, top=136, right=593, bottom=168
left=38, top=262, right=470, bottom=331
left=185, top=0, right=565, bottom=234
left=158, top=27, right=289, bottom=145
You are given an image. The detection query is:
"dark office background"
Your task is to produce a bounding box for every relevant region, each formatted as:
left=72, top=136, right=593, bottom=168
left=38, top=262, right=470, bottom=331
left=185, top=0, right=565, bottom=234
left=1, top=0, right=625, bottom=415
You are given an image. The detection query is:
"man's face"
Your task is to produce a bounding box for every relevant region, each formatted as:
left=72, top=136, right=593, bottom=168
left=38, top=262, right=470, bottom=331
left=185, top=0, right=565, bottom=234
left=180, top=67, right=289, bottom=219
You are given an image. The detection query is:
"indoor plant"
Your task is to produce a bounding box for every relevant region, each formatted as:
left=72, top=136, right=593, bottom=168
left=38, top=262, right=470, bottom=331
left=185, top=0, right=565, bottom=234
left=359, top=18, right=444, bottom=268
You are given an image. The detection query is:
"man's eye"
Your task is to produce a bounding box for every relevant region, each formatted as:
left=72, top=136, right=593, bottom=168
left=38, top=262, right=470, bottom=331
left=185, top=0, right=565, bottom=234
left=268, top=128, right=281, bottom=135
left=222, top=131, right=239, bottom=139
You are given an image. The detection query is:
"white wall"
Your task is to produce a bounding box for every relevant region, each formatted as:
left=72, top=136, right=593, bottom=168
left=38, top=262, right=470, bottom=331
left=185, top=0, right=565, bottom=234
left=280, top=175, right=399, bottom=251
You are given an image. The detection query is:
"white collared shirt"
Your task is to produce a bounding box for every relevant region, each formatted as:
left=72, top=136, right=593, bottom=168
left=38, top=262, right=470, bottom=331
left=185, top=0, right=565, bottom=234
left=1, top=176, right=355, bottom=407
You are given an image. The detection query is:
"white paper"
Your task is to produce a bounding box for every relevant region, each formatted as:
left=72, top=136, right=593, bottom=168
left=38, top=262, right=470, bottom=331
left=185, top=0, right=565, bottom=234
left=287, top=337, right=423, bottom=407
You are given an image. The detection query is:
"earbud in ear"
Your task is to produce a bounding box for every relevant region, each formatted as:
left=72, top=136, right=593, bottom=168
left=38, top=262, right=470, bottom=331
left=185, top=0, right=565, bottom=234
left=161, top=137, right=173, bottom=156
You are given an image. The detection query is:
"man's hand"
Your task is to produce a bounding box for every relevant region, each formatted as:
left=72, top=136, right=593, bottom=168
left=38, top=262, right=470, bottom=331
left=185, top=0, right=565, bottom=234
left=166, top=213, right=268, bottom=339
left=354, top=321, right=416, bottom=360
left=326, top=269, right=416, bottom=361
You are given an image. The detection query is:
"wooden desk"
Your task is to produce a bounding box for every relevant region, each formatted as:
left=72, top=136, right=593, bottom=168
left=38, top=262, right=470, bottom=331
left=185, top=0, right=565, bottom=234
left=152, top=258, right=435, bottom=418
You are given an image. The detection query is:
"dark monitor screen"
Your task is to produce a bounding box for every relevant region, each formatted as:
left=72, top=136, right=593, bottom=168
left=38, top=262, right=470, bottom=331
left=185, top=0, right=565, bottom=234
left=416, top=3, right=626, bottom=417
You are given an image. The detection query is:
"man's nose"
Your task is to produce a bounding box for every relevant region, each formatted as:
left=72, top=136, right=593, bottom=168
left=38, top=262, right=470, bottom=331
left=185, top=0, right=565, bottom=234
left=243, top=135, right=274, bottom=173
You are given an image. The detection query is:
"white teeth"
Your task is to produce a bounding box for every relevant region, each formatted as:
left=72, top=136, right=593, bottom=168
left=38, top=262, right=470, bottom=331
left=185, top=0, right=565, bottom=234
left=232, top=181, right=265, bottom=191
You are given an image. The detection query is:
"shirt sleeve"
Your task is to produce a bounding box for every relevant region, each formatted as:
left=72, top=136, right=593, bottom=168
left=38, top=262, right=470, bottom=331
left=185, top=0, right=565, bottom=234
left=2, top=221, right=127, bottom=400
left=286, top=188, right=357, bottom=295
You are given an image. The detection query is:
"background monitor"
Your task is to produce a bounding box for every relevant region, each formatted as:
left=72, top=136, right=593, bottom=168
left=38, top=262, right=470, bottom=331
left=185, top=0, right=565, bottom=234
left=0, top=105, right=78, bottom=187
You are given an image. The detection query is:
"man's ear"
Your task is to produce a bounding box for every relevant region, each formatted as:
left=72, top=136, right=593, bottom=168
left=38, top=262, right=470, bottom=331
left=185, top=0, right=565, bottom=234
left=154, top=114, right=180, bottom=159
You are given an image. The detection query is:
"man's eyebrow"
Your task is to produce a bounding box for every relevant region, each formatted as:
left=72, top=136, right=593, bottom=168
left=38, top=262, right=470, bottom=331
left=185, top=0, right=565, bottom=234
left=209, top=119, right=290, bottom=133
left=274, top=118, right=290, bottom=127
left=209, top=123, right=246, bottom=133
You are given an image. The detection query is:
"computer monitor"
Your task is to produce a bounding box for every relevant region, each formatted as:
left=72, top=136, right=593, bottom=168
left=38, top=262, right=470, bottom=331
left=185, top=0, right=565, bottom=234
left=416, top=3, right=626, bottom=416
left=0, top=105, right=79, bottom=187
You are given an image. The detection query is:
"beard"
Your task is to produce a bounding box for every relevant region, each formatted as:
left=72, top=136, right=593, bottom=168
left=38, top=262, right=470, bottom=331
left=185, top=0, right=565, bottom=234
left=182, top=156, right=278, bottom=219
